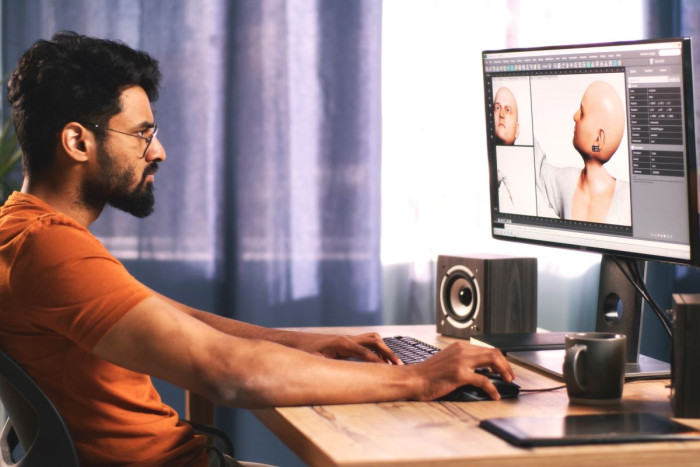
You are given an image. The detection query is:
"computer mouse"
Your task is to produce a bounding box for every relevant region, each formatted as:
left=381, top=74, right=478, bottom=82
left=438, top=369, right=520, bottom=402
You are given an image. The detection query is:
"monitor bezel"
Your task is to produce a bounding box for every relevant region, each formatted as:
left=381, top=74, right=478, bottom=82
left=482, top=37, right=700, bottom=267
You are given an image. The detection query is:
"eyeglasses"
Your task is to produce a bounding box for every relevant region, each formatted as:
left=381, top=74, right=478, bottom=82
left=88, top=123, right=159, bottom=158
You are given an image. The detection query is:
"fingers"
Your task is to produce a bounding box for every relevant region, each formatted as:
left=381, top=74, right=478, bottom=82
left=350, top=333, right=403, bottom=365
left=474, top=374, right=502, bottom=401
left=419, top=342, right=515, bottom=400
left=320, top=334, right=392, bottom=364
left=483, top=352, right=515, bottom=383
left=364, top=334, right=403, bottom=365
left=350, top=344, right=387, bottom=363
left=452, top=343, right=514, bottom=383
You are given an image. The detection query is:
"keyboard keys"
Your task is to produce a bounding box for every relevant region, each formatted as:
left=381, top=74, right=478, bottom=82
left=383, top=336, right=441, bottom=364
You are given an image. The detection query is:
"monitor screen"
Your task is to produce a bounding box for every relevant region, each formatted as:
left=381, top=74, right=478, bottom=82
left=482, top=38, right=699, bottom=267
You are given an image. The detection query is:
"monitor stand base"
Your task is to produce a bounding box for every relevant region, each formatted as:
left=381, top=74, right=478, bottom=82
left=508, top=349, right=670, bottom=380
left=625, top=354, right=670, bottom=379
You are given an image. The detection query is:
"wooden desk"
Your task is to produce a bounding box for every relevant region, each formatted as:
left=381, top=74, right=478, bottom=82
left=251, top=324, right=700, bottom=466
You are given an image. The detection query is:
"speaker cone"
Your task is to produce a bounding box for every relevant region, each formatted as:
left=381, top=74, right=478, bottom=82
left=439, top=265, right=480, bottom=329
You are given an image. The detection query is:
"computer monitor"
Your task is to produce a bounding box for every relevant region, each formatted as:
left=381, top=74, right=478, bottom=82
left=481, top=38, right=699, bottom=376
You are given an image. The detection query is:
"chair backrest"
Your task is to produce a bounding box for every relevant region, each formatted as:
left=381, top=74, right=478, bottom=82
left=0, top=349, right=78, bottom=466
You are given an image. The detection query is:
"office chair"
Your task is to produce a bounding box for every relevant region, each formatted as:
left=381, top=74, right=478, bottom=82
left=0, top=347, right=237, bottom=466
left=0, top=348, right=78, bottom=466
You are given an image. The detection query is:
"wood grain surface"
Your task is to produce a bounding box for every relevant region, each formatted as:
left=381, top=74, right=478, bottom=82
left=252, top=325, right=700, bottom=466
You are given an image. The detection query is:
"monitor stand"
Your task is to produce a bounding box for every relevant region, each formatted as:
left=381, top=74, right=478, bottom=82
left=595, top=255, right=670, bottom=378
left=508, top=349, right=669, bottom=380
left=509, top=255, right=670, bottom=380
left=624, top=355, right=670, bottom=378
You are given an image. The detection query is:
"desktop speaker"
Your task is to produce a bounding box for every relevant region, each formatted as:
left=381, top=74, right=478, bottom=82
left=671, top=293, right=700, bottom=418
left=435, top=255, right=537, bottom=339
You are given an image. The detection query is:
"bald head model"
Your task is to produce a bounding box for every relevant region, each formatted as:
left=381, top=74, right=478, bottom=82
left=573, top=81, right=625, bottom=163
left=494, top=87, right=519, bottom=145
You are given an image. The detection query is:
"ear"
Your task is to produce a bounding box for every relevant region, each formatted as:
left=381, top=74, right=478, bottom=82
left=60, top=122, right=93, bottom=163
left=597, top=128, right=606, bottom=150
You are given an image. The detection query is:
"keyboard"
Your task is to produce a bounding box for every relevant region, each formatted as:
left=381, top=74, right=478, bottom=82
left=382, top=335, right=520, bottom=401
left=382, top=335, right=441, bottom=364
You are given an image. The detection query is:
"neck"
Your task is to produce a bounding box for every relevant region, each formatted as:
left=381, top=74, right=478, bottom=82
left=578, top=159, right=615, bottom=194
left=21, top=177, right=103, bottom=227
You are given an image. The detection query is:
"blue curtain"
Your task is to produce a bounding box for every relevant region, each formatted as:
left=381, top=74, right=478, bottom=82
left=2, top=1, right=381, bottom=465
left=221, top=4, right=382, bottom=464
left=2, top=0, right=382, bottom=325
left=223, top=1, right=382, bottom=329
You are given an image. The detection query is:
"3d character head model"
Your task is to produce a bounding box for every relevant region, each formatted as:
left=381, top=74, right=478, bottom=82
left=493, top=87, right=519, bottom=145
left=573, top=81, right=625, bottom=164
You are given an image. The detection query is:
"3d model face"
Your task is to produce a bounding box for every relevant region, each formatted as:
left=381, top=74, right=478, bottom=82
left=493, top=87, right=519, bottom=145
left=573, top=81, right=625, bottom=164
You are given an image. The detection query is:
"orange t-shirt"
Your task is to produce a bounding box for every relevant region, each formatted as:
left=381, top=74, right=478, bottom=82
left=0, top=192, right=208, bottom=466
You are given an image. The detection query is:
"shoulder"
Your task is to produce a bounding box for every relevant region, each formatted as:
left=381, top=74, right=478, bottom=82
left=21, top=214, right=110, bottom=263
left=9, top=213, right=153, bottom=339
left=10, top=214, right=121, bottom=290
left=562, top=167, right=581, bottom=181
left=545, top=165, right=580, bottom=189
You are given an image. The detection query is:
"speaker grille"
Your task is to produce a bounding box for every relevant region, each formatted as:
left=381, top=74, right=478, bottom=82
left=439, top=265, right=481, bottom=330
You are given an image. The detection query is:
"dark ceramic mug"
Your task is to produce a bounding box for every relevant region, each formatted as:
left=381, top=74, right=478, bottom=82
left=563, top=332, right=626, bottom=404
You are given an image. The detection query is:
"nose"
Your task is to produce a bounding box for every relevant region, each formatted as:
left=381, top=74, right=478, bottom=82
left=573, top=109, right=581, bottom=122
left=145, top=135, right=166, bottom=162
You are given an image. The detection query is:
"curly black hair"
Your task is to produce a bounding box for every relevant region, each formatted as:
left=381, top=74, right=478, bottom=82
left=7, top=31, right=161, bottom=177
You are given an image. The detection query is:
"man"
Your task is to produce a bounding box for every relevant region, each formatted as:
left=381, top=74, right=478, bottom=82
left=536, top=80, right=630, bottom=225
left=493, top=86, right=519, bottom=145
left=0, top=32, right=513, bottom=466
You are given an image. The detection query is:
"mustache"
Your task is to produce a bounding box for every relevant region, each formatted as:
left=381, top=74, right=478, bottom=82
left=144, top=163, right=159, bottom=177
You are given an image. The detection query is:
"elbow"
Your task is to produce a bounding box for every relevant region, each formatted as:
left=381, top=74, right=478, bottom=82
left=202, top=376, right=278, bottom=409
left=189, top=370, right=239, bottom=408
left=192, top=355, right=279, bottom=409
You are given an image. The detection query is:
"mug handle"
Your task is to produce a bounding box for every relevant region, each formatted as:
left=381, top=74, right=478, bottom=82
left=564, top=344, right=588, bottom=392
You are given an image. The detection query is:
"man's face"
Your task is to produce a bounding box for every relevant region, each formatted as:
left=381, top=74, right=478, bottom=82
left=493, top=87, right=519, bottom=145
left=93, top=138, right=157, bottom=218
left=83, top=86, right=165, bottom=218
left=572, top=94, right=598, bottom=161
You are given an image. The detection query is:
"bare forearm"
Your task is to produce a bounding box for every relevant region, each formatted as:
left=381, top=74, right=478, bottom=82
left=189, top=308, right=293, bottom=341
left=153, top=291, right=399, bottom=363
left=158, top=292, right=371, bottom=353
left=130, top=296, right=514, bottom=405
left=205, top=335, right=510, bottom=407
left=94, top=298, right=409, bottom=406
left=96, top=296, right=511, bottom=409
left=208, top=338, right=420, bottom=407
left=154, top=291, right=300, bottom=343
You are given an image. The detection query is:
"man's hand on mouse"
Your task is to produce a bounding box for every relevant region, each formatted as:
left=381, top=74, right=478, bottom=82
left=406, top=342, right=514, bottom=401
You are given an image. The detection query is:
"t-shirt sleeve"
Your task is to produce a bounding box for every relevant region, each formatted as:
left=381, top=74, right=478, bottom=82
left=10, top=217, right=154, bottom=351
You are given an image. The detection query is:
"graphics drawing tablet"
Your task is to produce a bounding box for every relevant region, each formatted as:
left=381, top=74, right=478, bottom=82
left=480, top=412, right=700, bottom=447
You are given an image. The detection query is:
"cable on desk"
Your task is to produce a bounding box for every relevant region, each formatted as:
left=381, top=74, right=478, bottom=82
left=518, top=384, right=566, bottom=393
left=519, top=377, right=670, bottom=393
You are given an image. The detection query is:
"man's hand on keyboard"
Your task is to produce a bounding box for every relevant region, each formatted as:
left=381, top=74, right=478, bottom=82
left=288, top=332, right=403, bottom=365
left=412, top=343, right=514, bottom=401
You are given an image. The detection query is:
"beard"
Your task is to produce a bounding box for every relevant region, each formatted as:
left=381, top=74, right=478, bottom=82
left=83, top=142, right=158, bottom=218
left=107, top=166, right=157, bottom=218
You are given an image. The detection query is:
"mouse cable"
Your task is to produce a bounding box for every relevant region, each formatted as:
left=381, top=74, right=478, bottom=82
left=518, top=377, right=661, bottom=394
left=518, top=385, right=566, bottom=393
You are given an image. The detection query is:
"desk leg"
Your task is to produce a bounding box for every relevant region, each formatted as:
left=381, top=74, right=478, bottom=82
left=185, top=390, right=215, bottom=426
